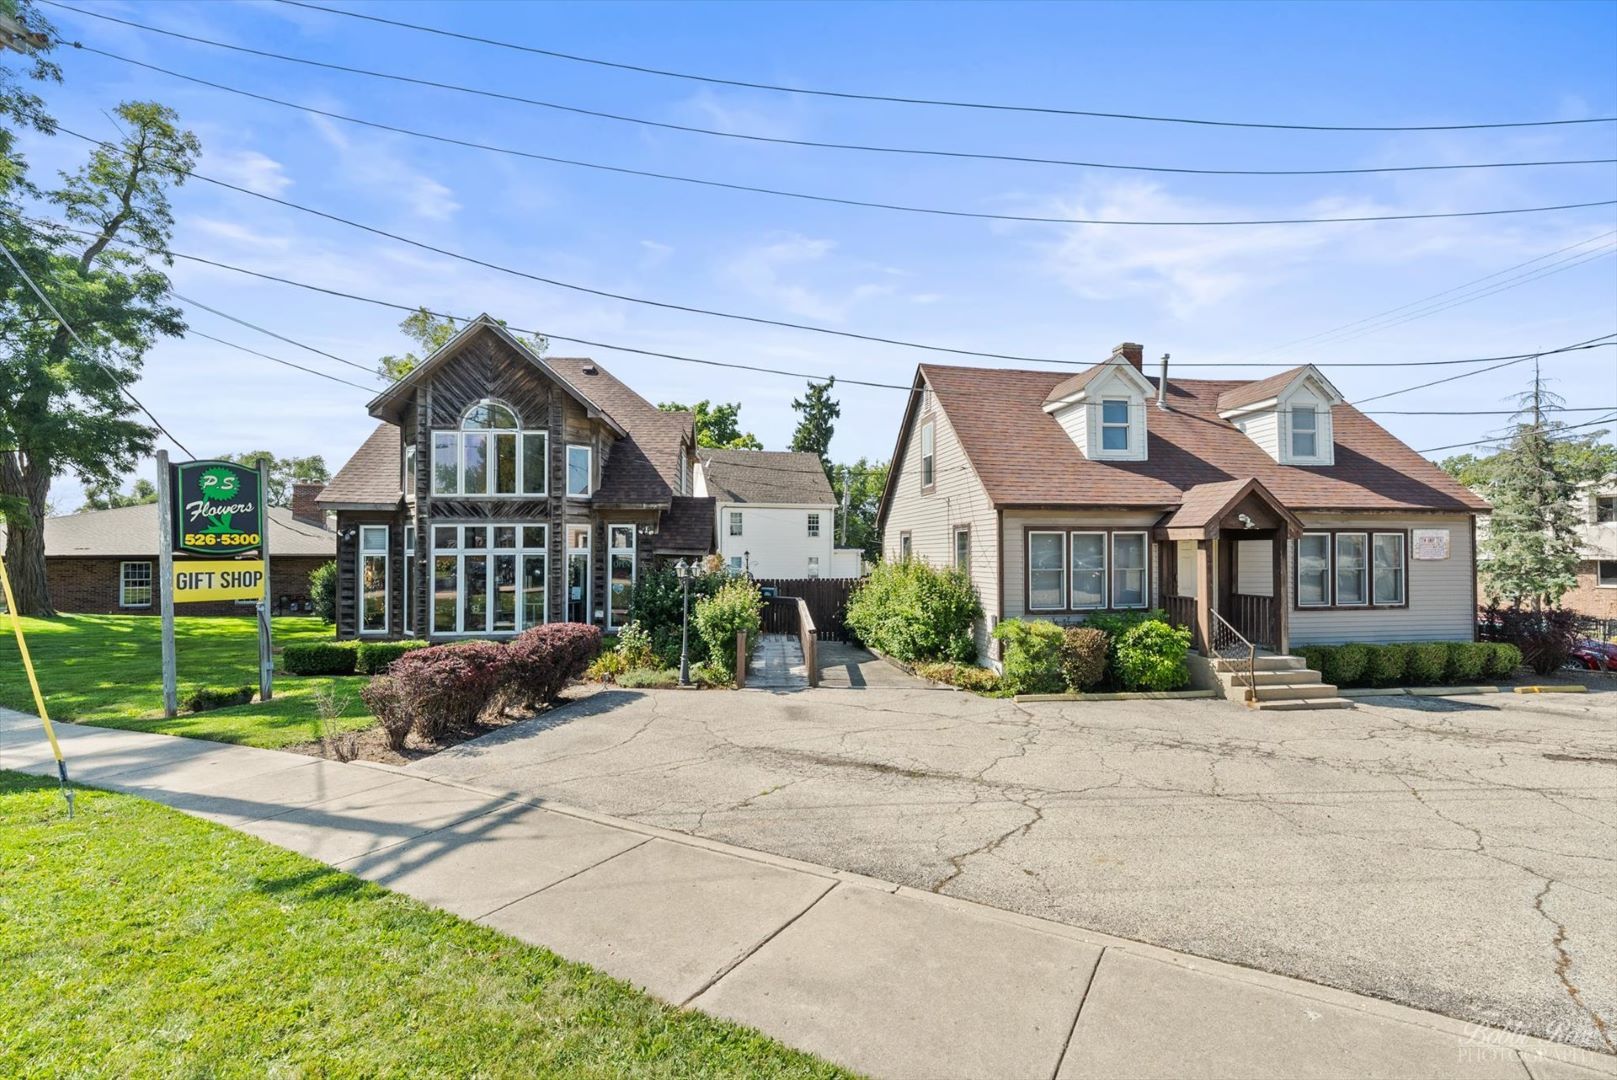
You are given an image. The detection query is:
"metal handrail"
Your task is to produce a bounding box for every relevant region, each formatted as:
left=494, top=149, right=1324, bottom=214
left=1209, top=607, right=1257, bottom=705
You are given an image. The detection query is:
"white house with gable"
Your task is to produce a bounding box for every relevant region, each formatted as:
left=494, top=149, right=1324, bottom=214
left=694, top=449, right=862, bottom=579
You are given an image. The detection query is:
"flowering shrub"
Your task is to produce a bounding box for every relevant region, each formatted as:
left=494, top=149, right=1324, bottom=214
left=504, top=623, right=602, bottom=709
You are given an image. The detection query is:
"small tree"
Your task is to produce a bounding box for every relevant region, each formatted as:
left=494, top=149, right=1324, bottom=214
left=376, top=307, right=545, bottom=381
left=657, top=399, right=762, bottom=449
left=79, top=476, right=157, bottom=511
left=789, top=378, right=841, bottom=473
left=830, top=457, right=888, bottom=559
left=217, top=451, right=330, bottom=506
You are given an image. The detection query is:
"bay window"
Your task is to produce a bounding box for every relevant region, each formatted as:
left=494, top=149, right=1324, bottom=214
left=429, top=522, right=547, bottom=635
left=429, top=400, right=548, bottom=497
left=359, top=525, right=388, bottom=635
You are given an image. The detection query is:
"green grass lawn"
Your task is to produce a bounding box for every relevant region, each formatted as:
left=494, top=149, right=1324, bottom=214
left=0, top=613, right=372, bottom=748
left=0, top=773, right=848, bottom=1078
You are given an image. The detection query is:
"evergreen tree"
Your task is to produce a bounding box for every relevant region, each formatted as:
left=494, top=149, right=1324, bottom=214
left=789, top=377, right=841, bottom=472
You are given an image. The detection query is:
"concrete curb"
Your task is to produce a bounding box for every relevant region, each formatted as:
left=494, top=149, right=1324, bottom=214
left=1014, top=689, right=1218, bottom=703
left=1338, top=685, right=1501, bottom=698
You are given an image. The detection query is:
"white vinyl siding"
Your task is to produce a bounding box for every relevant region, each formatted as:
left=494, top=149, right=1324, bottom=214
left=1291, top=514, right=1474, bottom=645
left=713, top=501, right=837, bottom=578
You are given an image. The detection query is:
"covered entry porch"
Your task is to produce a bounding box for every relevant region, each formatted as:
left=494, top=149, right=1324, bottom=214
left=1156, top=478, right=1304, bottom=656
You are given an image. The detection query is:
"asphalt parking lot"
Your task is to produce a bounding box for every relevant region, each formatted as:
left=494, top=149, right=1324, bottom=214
left=413, top=658, right=1617, bottom=1053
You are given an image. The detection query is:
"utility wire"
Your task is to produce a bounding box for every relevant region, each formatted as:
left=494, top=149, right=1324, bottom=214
left=171, top=290, right=381, bottom=378
left=1351, top=340, right=1615, bottom=406
left=185, top=327, right=375, bottom=392
left=1419, top=412, right=1617, bottom=455
left=48, top=127, right=1617, bottom=373
left=0, top=240, right=194, bottom=457
left=272, top=0, right=1617, bottom=133
left=50, top=26, right=1617, bottom=179
left=63, top=47, right=1617, bottom=231
left=1366, top=406, right=1617, bottom=415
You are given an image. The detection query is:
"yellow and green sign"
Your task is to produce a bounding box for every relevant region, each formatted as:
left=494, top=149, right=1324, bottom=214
left=173, top=560, right=266, bottom=603
left=171, top=461, right=264, bottom=555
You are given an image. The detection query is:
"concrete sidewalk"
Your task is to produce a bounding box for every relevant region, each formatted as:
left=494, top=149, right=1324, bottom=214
left=2, top=710, right=1611, bottom=1080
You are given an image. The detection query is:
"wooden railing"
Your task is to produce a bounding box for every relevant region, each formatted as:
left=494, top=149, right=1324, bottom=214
left=796, top=597, right=819, bottom=688
left=1210, top=608, right=1257, bottom=705
left=1227, top=593, right=1275, bottom=651
left=1164, top=595, right=1198, bottom=649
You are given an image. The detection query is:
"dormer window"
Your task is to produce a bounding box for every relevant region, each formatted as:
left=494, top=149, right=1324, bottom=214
left=1100, top=400, right=1130, bottom=451
left=1290, top=405, right=1318, bottom=458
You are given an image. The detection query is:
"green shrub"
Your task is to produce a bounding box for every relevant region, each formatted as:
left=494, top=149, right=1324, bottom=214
left=614, top=621, right=656, bottom=669
left=1059, top=627, right=1109, bottom=691
left=1112, top=619, right=1192, bottom=691
left=1404, top=642, right=1449, bottom=684
left=309, top=559, right=338, bottom=624
left=845, top=560, right=982, bottom=664
left=355, top=639, right=429, bottom=675
left=913, top=662, right=1002, bottom=695
left=1084, top=609, right=1170, bottom=686
left=1445, top=641, right=1490, bottom=683
left=1361, top=644, right=1408, bottom=687
left=628, top=565, right=723, bottom=667
left=619, top=667, right=678, bottom=689
left=991, top=619, right=1066, bottom=694
left=184, top=685, right=254, bottom=713
left=282, top=641, right=357, bottom=676
left=586, top=649, right=628, bottom=683
left=1323, top=643, right=1369, bottom=688
left=1298, top=645, right=1332, bottom=680
left=1484, top=642, right=1523, bottom=679
left=693, top=577, right=763, bottom=679
left=690, top=661, right=731, bottom=689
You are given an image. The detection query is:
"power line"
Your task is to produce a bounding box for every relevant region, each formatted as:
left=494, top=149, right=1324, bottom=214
left=185, top=328, right=375, bottom=392
left=1351, top=340, right=1615, bottom=406
left=32, top=151, right=1617, bottom=379
left=1419, top=412, right=1617, bottom=455
left=61, top=48, right=1617, bottom=234
left=170, top=290, right=381, bottom=378
left=272, top=0, right=1617, bottom=133
left=0, top=239, right=194, bottom=458
left=50, top=31, right=1617, bottom=181
left=1366, top=406, right=1617, bottom=415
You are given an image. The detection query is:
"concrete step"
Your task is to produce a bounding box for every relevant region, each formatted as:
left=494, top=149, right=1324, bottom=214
left=1251, top=682, right=1340, bottom=701
left=1253, top=695, right=1356, bottom=711
left=1212, top=654, right=1307, bottom=674
left=1218, top=668, right=1324, bottom=688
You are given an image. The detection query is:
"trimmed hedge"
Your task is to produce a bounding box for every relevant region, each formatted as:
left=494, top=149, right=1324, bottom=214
left=1298, top=640, right=1512, bottom=689
left=990, top=614, right=1189, bottom=695
left=504, top=623, right=603, bottom=709
left=845, top=560, right=982, bottom=665
left=355, top=640, right=430, bottom=675
left=1059, top=627, right=1109, bottom=692
left=185, top=685, right=254, bottom=713
left=282, top=641, right=357, bottom=676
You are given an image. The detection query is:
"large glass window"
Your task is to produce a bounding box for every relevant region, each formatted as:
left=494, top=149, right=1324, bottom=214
left=1372, top=533, right=1405, bottom=606
left=429, top=523, right=547, bottom=634
left=920, top=421, right=935, bottom=488
left=566, top=444, right=591, bottom=498
left=1297, top=534, right=1330, bottom=607
left=1029, top=532, right=1065, bottom=611
left=1290, top=406, right=1318, bottom=459
left=429, top=400, right=547, bottom=497
left=119, top=561, right=153, bottom=608
left=1111, top=532, right=1148, bottom=608
left=1335, top=533, right=1368, bottom=606
left=566, top=524, right=591, bottom=623
left=1069, top=532, right=1106, bottom=609
left=360, top=525, right=389, bottom=634
left=608, top=524, right=636, bottom=629
left=1100, top=400, right=1130, bottom=451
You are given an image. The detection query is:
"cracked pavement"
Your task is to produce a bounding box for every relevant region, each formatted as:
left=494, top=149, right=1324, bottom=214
left=411, top=652, right=1617, bottom=1054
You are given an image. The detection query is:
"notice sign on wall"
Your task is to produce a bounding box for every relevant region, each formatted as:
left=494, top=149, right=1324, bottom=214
left=1412, top=529, right=1451, bottom=560
left=174, top=560, right=266, bottom=603
left=171, top=461, right=264, bottom=555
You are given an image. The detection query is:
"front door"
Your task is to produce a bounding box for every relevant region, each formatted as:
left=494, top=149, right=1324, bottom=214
left=567, top=524, right=590, bottom=624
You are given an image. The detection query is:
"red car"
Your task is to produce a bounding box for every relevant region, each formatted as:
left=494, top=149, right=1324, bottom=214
left=1570, top=639, right=1617, bottom=672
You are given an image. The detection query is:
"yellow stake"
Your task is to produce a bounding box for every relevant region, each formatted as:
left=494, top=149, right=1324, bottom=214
left=0, top=553, right=73, bottom=813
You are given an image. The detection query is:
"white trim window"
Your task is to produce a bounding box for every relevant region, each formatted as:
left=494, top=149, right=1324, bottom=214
left=1372, top=533, right=1405, bottom=606
left=1100, top=399, right=1130, bottom=452
left=729, top=511, right=743, bottom=537
left=954, top=526, right=970, bottom=571
left=807, top=512, right=820, bottom=538
left=1069, top=531, right=1106, bottom=609
left=1028, top=531, right=1066, bottom=611
left=359, top=525, right=389, bottom=635
left=608, top=524, right=636, bottom=629
left=806, top=556, right=820, bottom=578
left=1290, top=405, right=1318, bottom=459
left=566, top=444, right=592, bottom=498
left=1297, top=534, right=1330, bottom=607
left=403, top=442, right=417, bottom=498
left=919, top=420, right=936, bottom=488
left=403, top=527, right=416, bottom=636
left=119, top=561, right=153, bottom=608
left=430, top=523, right=547, bottom=635
left=430, top=400, right=548, bottom=497
left=1111, top=531, right=1148, bottom=609
left=1334, top=532, right=1368, bottom=606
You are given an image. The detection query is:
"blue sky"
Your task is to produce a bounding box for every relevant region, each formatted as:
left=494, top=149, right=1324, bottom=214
left=17, top=0, right=1617, bottom=507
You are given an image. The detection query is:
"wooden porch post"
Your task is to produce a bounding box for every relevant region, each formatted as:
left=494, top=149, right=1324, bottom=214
left=1195, top=539, right=1214, bottom=655
left=1273, top=533, right=1290, bottom=655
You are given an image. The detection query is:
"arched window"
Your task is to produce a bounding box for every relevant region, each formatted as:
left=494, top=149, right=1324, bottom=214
left=431, top=399, right=547, bottom=497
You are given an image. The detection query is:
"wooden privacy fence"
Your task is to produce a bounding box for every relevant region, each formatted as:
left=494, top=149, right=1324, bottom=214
left=754, top=577, right=857, bottom=641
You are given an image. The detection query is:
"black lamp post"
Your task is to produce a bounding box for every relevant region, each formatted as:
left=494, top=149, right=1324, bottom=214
left=675, top=558, right=692, bottom=687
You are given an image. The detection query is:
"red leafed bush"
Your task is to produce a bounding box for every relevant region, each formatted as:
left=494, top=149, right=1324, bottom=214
left=385, top=639, right=511, bottom=741
left=505, top=623, right=602, bottom=709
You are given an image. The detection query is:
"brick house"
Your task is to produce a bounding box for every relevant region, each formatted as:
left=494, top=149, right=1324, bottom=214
left=317, top=315, right=715, bottom=640
left=1560, top=475, right=1617, bottom=622
left=19, top=485, right=335, bottom=616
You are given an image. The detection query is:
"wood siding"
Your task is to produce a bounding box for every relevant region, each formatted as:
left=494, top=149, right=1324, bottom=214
left=1290, top=513, right=1474, bottom=644
left=880, top=381, right=1000, bottom=653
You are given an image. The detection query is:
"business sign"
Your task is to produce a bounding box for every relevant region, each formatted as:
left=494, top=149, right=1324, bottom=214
left=171, top=461, right=264, bottom=555
left=173, top=560, right=266, bottom=604
left=1412, top=529, right=1451, bottom=560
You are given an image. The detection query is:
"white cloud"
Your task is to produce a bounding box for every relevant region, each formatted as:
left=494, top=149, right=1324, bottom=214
left=307, top=115, right=460, bottom=222
left=718, top=234, right=898, bottom=322
left=205, top=148, right=291, bottom=196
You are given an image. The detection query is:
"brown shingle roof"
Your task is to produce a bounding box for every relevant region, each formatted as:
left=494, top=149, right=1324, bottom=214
left=547, top=357, right=693, bottom=506
left=919, top=364, right=1488, bottom=513
left=319, top=422, right=401, bottom=508
left=698, top=449, right=835, bottom=505
left=1215, top=366, right=1310, bottom=413
left=38, top=503, right=335, bottom=558
left=652, top=496, right=716, bottom=554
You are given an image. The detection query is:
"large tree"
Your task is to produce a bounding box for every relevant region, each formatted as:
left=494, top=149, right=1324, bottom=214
left=657, top=399, right=762, bottom=450
left=1, top=97, right=200, bottom=615
left=829, top=457, right=888, bottom=560
left=377, top=307, right=545, bottom=380
left=79, top=476, right=157, bottom=511
left=789, top=377, right=841, bottom=472
left=217, top=451, right=331, bottom=506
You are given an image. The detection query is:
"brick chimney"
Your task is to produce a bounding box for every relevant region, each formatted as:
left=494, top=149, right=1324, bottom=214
left=290, top=482, right=326, bottom=526
left=1112, top=342, right=1145, bottom=371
